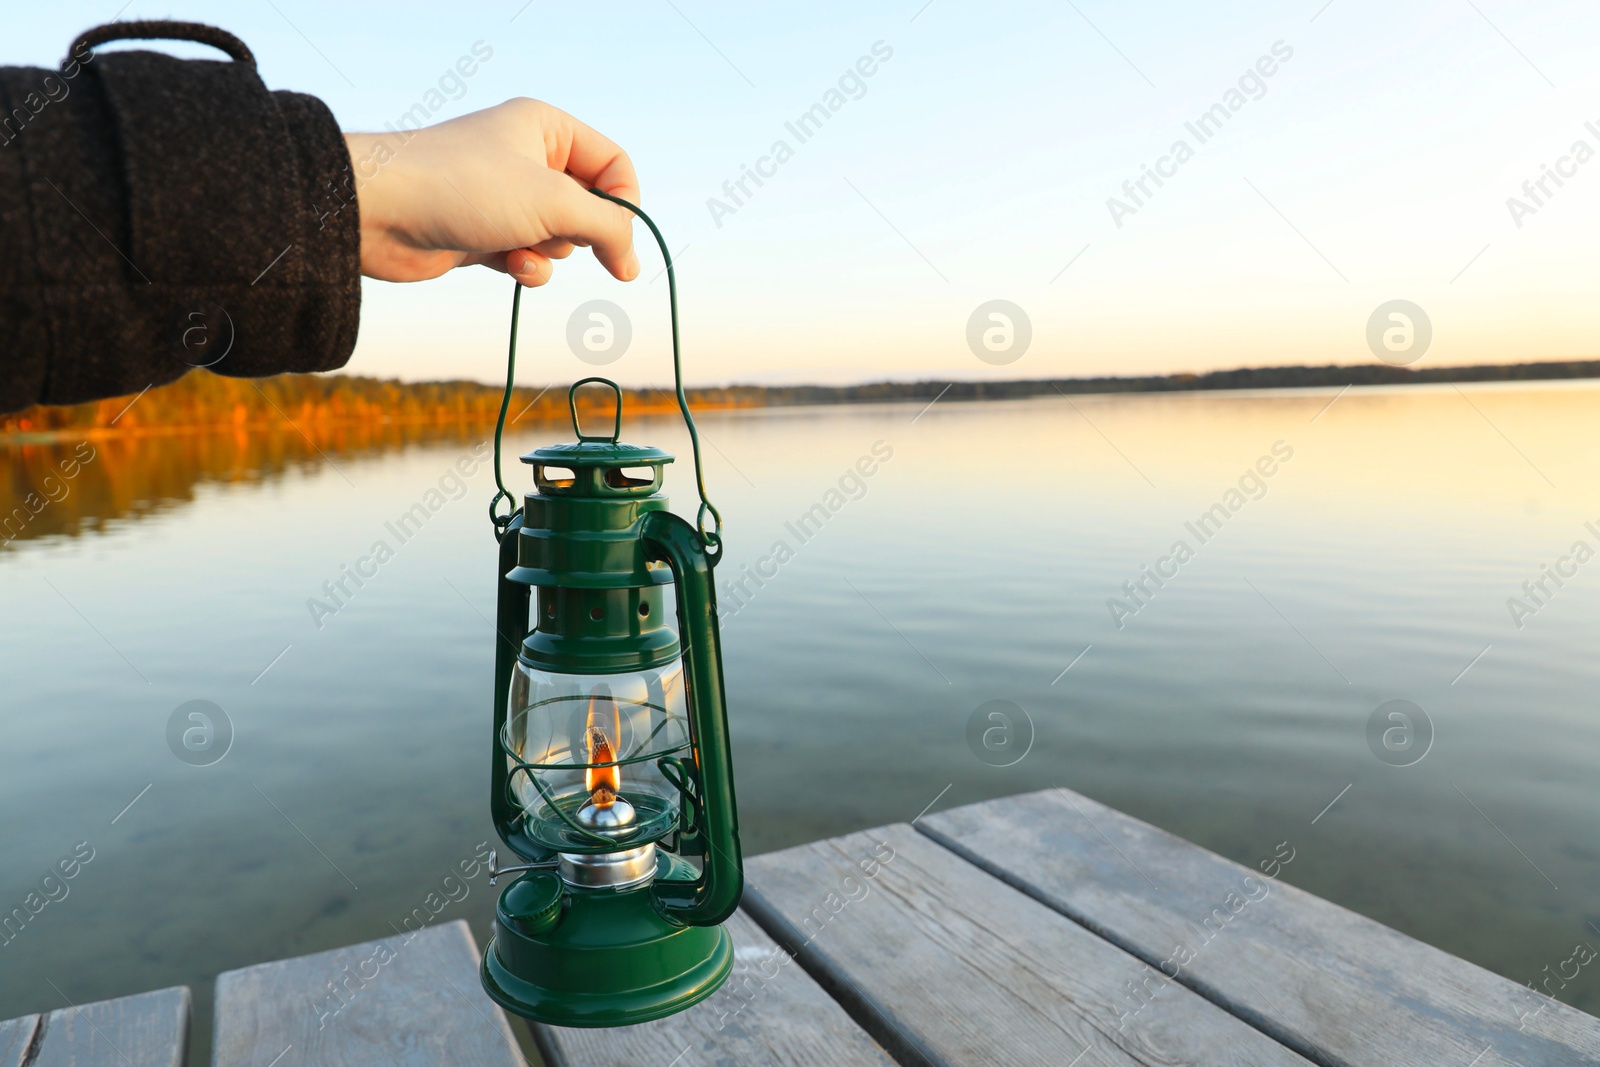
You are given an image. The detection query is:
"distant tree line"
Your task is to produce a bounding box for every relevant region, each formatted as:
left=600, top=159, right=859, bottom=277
left=0, top=372, right=755, bottom=437
left=4, top=359, right=1598, bottom=439
left=742, top=359, right=1600, bottom=406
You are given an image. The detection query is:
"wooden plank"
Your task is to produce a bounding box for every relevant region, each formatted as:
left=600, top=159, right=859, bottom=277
left=920, top=787, right=1600, bottom=1067
left=213, top=919, right=521, bottom=1067
left=536, top=909, right=895, bottom=1067
left=27, top=986, right=189, bottom=1067
left=743, top=822, right=1310, bottom=1067
left=0, top=1014, right=40, bottom=1067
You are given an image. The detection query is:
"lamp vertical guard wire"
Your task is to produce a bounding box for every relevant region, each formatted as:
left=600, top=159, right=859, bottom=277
left=479, top=191, right=744, bottom=1027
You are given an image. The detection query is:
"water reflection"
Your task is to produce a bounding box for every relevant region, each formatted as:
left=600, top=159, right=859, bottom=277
left=0, top=422, right=519, bottom=547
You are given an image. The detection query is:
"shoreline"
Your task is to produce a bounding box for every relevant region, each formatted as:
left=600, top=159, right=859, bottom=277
left=4, top=359, right=1598, bottom=445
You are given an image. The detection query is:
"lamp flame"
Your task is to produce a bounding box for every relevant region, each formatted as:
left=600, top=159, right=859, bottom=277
left=582, top=713, right=617, bottom=812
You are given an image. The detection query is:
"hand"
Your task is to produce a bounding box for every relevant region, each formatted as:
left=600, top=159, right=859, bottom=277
left=344, top=98, right=641, bottom=287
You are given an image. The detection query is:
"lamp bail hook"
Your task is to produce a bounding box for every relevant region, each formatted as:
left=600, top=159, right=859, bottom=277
left=569, top=377, right=624, bottom=443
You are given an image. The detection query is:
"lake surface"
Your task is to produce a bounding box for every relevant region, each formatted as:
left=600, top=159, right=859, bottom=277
left=3, top=382, right=1599, bottom=1062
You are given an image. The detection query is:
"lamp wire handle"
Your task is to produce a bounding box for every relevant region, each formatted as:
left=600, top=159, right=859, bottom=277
left=488, top=190, right=724, bottom=560
left=487, top=283, right=524, bottom=538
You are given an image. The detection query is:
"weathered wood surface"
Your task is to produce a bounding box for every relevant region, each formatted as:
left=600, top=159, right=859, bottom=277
left=537, top=909, right=895, bottom=1067
left=742, top=822, right=1310, bottom=1067
left=212, top=919, right=521, bottom=1067
left=0, top=1014, right=38, bottom=1067
left=10, top=787, right=1597, bottom=1066
left=16, top=986, right=189, bottom=1067
left=920, top=787, right=1600, bottom=1067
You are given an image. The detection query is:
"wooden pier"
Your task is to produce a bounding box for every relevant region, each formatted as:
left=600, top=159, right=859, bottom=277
left=6, top=787, right=1599, bottom=1065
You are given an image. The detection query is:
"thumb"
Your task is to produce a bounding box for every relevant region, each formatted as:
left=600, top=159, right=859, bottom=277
left=542, top=176, right=641, bottom=282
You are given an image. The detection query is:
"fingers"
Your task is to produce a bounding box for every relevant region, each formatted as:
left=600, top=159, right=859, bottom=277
left=537, top=104, right=641, bottom=281
left=506, top=249, right=552, bottom=286
left=543, top=173, right=640, bottom=281
left=545, top=104, right=641, bottom=206
left=464, top=246, right=571, bottom=287
left=530, top=237, right=575, bottom=260
left=467, top=247, right=553, bottom=286
left=464, top=249, right=552, bottom=286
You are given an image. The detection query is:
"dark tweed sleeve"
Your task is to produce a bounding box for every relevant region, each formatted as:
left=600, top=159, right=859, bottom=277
left=0, top=21, right=360, bottom=414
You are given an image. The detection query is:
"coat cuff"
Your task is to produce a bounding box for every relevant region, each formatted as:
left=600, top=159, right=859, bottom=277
left=10, top=21, right=360, bottom=409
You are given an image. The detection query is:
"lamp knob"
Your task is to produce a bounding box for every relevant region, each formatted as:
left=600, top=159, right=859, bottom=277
left=487, top=848, right=558, bottom=887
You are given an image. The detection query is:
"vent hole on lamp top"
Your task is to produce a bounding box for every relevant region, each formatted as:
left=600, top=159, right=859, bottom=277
left=638, top=603, right=650, bottom=617
left=589, top=606, right=605, bottom=621
left=537, top=466, right=576, bottom=489
left=605, top=466, right=656, bottom=488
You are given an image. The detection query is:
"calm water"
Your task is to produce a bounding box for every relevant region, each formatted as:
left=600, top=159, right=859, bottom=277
left=3, top=383, right=1600, bottom=1062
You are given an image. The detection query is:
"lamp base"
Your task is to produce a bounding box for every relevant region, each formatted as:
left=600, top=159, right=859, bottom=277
left=481, top=857, right=733, bottom=1028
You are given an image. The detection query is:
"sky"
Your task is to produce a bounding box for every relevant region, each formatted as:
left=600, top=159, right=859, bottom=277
left=10, top=1, right=1600, bottom=388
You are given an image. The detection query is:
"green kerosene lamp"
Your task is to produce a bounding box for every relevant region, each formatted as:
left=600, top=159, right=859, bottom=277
left=478, top=195, right=743, bottom=1027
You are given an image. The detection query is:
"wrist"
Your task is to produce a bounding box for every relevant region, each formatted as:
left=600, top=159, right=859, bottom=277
left=344, top=132, right=407, bottom=271
left=344, top=133, right=390, bottom=218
